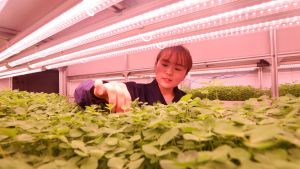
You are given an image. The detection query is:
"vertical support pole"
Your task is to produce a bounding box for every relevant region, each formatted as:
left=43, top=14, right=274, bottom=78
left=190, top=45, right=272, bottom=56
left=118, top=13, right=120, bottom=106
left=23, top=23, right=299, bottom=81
left=9, top=77, right=13, bottom=89
left=258, top=67, right=263, bottom=89
left=124, top=54, right=129, bottom=82
left=270, top=29, right=279, bottom=98
left=59, top=67, right=67, bottom=96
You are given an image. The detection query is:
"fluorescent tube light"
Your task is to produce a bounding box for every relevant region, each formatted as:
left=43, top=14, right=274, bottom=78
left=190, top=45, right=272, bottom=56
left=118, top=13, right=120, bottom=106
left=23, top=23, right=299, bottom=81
left=0, top=68, right=28, bottom=76
left=9, top=0, right=236, bottom=67
left=0, top=68, right=42, bottom=79
left=44, top=16, right=300, bottom=70
left=0, top=0, right=123, bottom=62
left=279, top=63, right=300, bottom=69
left=0, top=65, right=7, bottom=72
left=189, top=67, right=258, bottom=75
left=29, top=0, right=300, bottom=68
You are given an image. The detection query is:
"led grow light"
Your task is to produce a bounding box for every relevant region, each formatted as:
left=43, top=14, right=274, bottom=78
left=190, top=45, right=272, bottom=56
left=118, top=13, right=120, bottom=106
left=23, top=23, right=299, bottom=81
left=44, top=16, right=300, bottom=70
left=0, top=66, right=7, bottom=72
left=0, top=0, right=122, bottom=62
left=279, top=63, right=300, bottom=69
left=9, top=0, right=235, bottom=67
left=0, top=68, right=42, bottom=79
left=29, top=0, right=300, bottom=68
left=188, top=67, right=258, bottom=75
left=0, top=68, right=28, bottom=76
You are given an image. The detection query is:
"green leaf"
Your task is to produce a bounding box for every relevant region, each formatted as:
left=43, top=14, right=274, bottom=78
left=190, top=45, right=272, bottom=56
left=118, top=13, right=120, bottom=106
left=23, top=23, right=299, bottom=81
left=0, top=128, right=17, bottom=137
left=0, top=135, right=8, bottom=141
left=16, top=134, right=34, bottom=142
left=127, top=158, right=144, bottom=169
left=177, top=150, right=198, bottom=163
left=248, top=125, right=281, bottom=143
left=142, top=144, right=159, bottom=155
left=105, top=137, right=118, bottom=146
left=107, top=157, right=125, bottom=169
left=183, top=134, right=199, bottom=141
left=14, top=107, right=27, bottom=115
left=214, top=122, right=244, bottom=137
left=197, top=151, right=212, bottom=163
left=160, top=160, right=181, bottom=169
left=229, top=148, right=251, bottom=161
left=71, top=140, right=88, bottom=153
left=69, top=129, right=83, bottom=138
left=158, top=128, right=179, bottom=146
left=129, top=135, right=141, bottom=142
left=230, top=115, right=255, bottom=125
left=80, top=157, right=98, bottom=169
left=130, top=153, right=143, bottom=161
left=74, top=149, right=88, bottom=157
left=180, top=94, right=192, bottom=101
left=211, top=145, right=231, bottom=162
left=37, top=161, right=59, bottom=169
left=0, top=158, right=33, bottom=169
left=156, top=148, right=179, bottom=157
left=89, top=149, right=104, bottom=159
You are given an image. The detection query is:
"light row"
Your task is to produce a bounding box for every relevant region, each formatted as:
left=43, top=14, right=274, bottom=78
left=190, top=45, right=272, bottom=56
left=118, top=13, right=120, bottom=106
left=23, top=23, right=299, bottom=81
left=43, top=16, right=300, bottom=69
left=189, top=67, right=258, bottom=75
left=7, top=0, right=236, bottom=67
left=279, top=63, right=300, bottom=69
left=0, top=68, right=42, bottom=79
left=0, top=0, right=122, bottom=62
left=28, top=0, right=300, bottom=69
left=2, top=62, right=300, bottom=80
left=1, top=16, right=300, bottom=79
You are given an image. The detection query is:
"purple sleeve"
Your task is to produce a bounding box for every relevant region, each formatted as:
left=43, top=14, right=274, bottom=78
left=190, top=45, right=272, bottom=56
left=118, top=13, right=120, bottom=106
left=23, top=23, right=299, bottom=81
left=74, top=80, right=107, bottom=108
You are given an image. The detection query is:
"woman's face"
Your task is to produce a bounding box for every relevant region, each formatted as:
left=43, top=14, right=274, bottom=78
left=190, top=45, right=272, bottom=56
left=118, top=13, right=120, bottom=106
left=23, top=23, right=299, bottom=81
left=155, top=54, right=187, bottom=90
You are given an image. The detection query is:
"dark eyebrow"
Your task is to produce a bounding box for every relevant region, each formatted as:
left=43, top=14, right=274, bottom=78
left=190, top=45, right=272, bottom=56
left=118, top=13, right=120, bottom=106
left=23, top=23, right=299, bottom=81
left=161, top=59, right=170, bottom=62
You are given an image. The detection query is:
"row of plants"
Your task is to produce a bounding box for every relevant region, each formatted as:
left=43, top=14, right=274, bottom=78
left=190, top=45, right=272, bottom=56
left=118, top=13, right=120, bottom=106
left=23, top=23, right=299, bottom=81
left=186, top=83, right=300, bottom=101
left=0, top=90, right=300, bottom=169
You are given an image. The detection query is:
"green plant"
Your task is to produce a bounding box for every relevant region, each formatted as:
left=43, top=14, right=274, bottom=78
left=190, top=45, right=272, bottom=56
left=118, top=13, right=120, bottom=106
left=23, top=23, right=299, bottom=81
left=0, top=90, right=300, bottom=169
left=279, top=83, right=300, bottom=97
left=187, top=86, right=271, bottom=101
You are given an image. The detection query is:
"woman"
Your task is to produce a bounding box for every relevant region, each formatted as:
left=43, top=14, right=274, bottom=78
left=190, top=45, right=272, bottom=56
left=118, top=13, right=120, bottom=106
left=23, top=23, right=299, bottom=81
left=74, top=45, right=193, bottom=112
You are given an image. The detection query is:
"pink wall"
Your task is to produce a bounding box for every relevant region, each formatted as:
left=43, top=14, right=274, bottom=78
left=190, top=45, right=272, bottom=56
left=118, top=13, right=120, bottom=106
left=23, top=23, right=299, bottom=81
left=190, top=69, right=300, bottom=89
left=186, top=31, right=270, bottom=63
left=0, top=79, right=10, bottom=90
left=67, top=55, right=127, bottom=76
left=277, top=26, right=300, bottom=53
left=67, top=26, right=300, bottom=89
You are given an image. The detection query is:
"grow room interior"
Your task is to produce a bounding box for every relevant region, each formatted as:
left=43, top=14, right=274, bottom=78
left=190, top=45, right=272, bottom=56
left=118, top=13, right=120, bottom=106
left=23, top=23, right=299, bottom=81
left=0, top=0, right=300, bottom=169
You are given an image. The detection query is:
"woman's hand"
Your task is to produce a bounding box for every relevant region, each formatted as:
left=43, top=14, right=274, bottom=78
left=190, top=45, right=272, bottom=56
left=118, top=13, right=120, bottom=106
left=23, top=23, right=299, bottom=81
left=94, top=79, right=131, bottom=112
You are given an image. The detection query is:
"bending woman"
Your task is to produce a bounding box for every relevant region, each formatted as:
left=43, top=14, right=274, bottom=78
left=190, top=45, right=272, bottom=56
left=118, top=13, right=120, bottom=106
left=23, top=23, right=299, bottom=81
left=74, top=45, right=193, bottom=112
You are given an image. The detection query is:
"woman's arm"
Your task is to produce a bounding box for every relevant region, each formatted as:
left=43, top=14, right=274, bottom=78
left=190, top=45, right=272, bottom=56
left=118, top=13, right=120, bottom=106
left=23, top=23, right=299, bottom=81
left=74, top=79, right=131, bottom=112
left=74, top=80, right=106, bottom=108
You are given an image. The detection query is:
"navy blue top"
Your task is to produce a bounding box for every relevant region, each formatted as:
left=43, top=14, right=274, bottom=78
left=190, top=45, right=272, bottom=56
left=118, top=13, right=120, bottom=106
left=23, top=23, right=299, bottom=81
left=74, top=79, right=186, bottom=108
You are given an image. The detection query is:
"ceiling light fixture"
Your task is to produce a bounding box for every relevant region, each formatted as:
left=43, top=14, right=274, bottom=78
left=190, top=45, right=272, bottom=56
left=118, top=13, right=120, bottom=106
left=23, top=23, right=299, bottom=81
left=0, top=0, right=123, bottom=62
left=0, top=67, right=28, bottom=77
left=279, top=63, right=300, bottom=69
left=44, top=16, right=300, bottom=70
left=0, top=65, right=7, bottom=72
left=9, top=0, right=236, bottom=67
left=188, top=67, right=258, bottom=75
left=29, top=0, right=300, bottom=68
left=0, top=68, right=42, bottom=79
